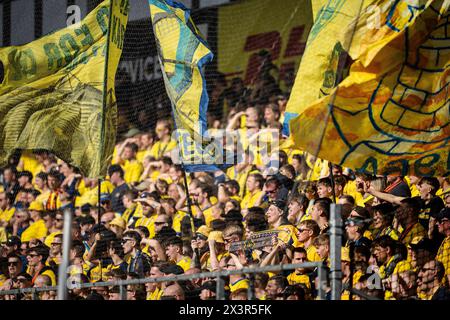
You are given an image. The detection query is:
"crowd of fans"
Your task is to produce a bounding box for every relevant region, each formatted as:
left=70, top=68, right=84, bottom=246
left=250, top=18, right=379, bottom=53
left=0, top=63, right=449, bottom=301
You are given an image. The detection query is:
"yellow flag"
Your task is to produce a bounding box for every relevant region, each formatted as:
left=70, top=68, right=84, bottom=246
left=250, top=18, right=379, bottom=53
left=149, top=0, right=230, bottom=172
left=0, top=0, right=129, bottom=178
left=283, top=0, right=374, bottom=135
left=290, top=0, right=449, bottom=176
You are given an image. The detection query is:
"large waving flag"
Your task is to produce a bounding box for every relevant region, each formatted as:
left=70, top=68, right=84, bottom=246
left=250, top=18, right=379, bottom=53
left=289, top=0, right=449, bottom=177
left=283, top=0, right=375, bottom=136
left=149, top=0, right=228, bottom=172
left=0, top=0, right=129, bottom=178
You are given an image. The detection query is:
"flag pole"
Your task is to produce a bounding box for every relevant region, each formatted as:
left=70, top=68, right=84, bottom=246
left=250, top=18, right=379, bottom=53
left=98, top=178, right=102, bottom=224
left=328, top=162, right=337, bottom=203
left=181, top=164, right=194, bottom=221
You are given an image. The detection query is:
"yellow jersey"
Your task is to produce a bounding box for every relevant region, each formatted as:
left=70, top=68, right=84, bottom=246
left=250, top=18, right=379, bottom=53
left=122, top=160, right=144, bottom=184
left=177, top=256, right=192, bottom=272
left=135, top=214, right=158, bottom=238
left=436, top=236, right=450, bottom=279
left=398, top=222, right=426, bottom=246
left=147, top=287, right=163, bottom=300
left=149, top=139, right=177, bottom=159
left=241, top=190, right=264, bottom=210
left=0, top=207, right=15, bottom=223
left=287, top=272, right=311, bottom=288
left=229, top=278, right=249, bottom=293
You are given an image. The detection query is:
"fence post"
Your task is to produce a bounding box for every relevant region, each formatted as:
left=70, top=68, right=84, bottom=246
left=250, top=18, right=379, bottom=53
left=216, top=276, right=225, bottom=300
left=31, top=288, right=38, bottom=300
left=330, top=203, right=342, bottom=300
left=57, top=207, right=73, bottom=300
left=119, top=283, right=127, bottom=300
left=317, top=263, right=327, bottom=300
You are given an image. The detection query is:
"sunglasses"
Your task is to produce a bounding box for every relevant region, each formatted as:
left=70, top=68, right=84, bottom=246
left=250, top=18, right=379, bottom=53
left=8, top=261, right=20, bottom=266
left=15, top=278, right=28, bottom=283
left=298, top=228, right=309, bottom=233
left=55, top=218, right=64, bottom=221
left=121, top=239, right=133, bottom=245
left=154, top=222, right=167, bottom=225
left=27, top=253, right=40, bottom=257
left=51, top=242, right=62, bottom=246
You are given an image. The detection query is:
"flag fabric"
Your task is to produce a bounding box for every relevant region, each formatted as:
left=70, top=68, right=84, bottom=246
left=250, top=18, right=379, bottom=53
left=149, top=0, right=228, bottom=172
left=289, top=0, right=449, bottom=176
left=0, top=0, right=129, bottom=178
left=283, top=0, right=375, bottom=136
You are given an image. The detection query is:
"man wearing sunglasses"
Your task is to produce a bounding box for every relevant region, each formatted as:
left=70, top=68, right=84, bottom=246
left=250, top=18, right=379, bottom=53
left=134, top=197, right=160, bottom=239
left=122, top=230, right=151, bottom=278
left=26, top=245, right=56, bottom=286
left=0, top=253, right=23, bottom=293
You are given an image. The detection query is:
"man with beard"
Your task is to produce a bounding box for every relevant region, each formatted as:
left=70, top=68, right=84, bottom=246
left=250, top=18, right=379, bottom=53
left=265, top=275, right=288, bottom=300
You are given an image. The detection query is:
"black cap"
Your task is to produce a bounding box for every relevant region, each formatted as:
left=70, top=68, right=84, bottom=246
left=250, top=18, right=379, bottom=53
left=159, top=264, right=184, bottom=275
left=268, top=199, right=286, bottom=210
left=432, top=207, right=450, bottom=221
left=372, top=203, right=395, bottom=216
left=345, top=216, right=367, bottom=227
left=5, top=236, right=21, bottom=247
left=92, top=224, right=108, bottom=235
left=81, top=203, right=92, bottom=213
left=201, top=280, right=217, bottom=293
left=409, top=238, right=435, bottom=253
left=221, top=209, right=243, bottom=222
left=210, top=219, right=226, bottom=231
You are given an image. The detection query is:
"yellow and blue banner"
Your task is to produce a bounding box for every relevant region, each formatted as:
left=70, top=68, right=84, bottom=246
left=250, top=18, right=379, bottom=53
left=149, top=0, right=228, bottom=172
left=283, top=0, right=374, bottom=136
left=0, top=0, right=129, bottom=178
left=289, top=0, right=449, bottom=176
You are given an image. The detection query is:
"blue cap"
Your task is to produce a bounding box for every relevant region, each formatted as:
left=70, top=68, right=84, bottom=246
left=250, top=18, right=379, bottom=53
left=100, top=193, right=111, bottom=202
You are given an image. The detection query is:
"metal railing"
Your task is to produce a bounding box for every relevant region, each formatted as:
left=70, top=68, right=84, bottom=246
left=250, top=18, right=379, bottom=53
left=0, top=262, right=328, bottom=300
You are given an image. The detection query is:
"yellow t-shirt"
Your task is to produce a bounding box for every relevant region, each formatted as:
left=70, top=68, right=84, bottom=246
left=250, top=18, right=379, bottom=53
left=287, top=272, right=311, bottom=288
left=172, top=211, right=194, bottom=234
left=276, top=224, right=300, bottom=247
left=229, top=278, right=249, bottom=293
left=147, top=287, right=163, bottom=300
left=136, top=149, right=149, bottom=164
left=20, top=151, right=43, bottom=178
left=192, top=206, right=214, bottom=228
left=177, top=256, right=192, bottom=272
left=122, top=204, right=139, bottom=224
left=21, top=219, right=48, bottom=242
left=75, top=180, right=114, bottom=207
left=135, top=214, right=158, bottom=238
left=399, top=222, right=426, bottom=246
left=122, top=160, right=144, bottom=184
left=149, top=139, right=177, bottom=159
left=241, top=190, right=264, bottom=210
left=306, top=244, right=322, bottom=262
left=436, top=236, right=450, bottom=279
left=0, top=207, right=15, bottom=223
